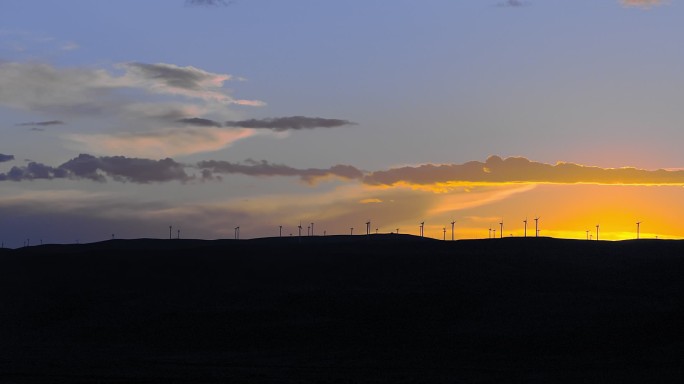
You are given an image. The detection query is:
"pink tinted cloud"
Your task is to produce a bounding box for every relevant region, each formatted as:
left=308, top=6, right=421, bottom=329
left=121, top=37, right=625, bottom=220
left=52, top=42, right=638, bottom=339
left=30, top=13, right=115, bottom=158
left=66, top=127, right=255, bottom=158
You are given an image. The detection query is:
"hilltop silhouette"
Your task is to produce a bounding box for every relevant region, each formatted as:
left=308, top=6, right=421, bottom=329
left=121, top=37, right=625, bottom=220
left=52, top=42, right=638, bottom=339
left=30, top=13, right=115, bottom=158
left=1, top=236, right=683, bottom=383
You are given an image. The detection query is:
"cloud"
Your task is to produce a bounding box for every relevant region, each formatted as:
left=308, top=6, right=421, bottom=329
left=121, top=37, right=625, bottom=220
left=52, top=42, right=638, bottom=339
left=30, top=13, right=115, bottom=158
left=0, top=154, right=14, bottom=163
left=620, top=0, right=665, bottom=8
left=59, top=154, right=191, bottom=183
left=0, top=154, right=191, bottom=183
left=197, top=159, right=364, bottom=183
left=15, top=120, right=64, bottom=127
left=0, top=61, right=261, bottom=123
left=185, top=0, right=235, bottom=6
left=497, top=0, right=527, bottom=7
left=363, top=155, right=684, bottom=188
left=0, top=161, right=68, bottom=181
left=176, top=117, right=223, bottom=127
left=225, top=116, right=357, bottom=131
left=118, top=62, right=263, bottom=105
left=66, top=127, right=255, bottom=158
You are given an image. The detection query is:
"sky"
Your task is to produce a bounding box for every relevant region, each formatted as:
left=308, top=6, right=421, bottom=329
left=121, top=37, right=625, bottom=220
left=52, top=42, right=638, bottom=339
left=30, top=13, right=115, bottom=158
left=1, top=0, right=683, bottom=246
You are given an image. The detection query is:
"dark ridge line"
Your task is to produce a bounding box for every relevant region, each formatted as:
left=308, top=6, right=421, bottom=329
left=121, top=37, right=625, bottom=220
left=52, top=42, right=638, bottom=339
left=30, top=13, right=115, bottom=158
left=0, top=234, right=677, bottom=254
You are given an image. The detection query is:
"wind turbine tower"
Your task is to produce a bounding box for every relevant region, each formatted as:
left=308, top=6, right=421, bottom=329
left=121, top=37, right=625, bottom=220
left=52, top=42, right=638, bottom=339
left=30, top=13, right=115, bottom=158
left=279, top=225, right=282, bottom=237
left=523, top=218, right=528, bottom=237
left=311, top=222, right=314, bottom=236
left=499, top=219, right=503, bottom=239
left=169, top=225, right=172, bottom=240
left=636, top=221, right=641, bottom=240
left=596, top=224, right=600, bottom=241
left=420, top=222, right=425, bottom=237
left=350, top=227, right=354, bottom=235
left=534, top=217, right=540, bottom=237
left=234, top=226, right=240, bottom=240
left=443, top=227, right=446, bottom=241
left=366, top=220, right=371, bottom=235
left=450, top=220, right=455, bottom=241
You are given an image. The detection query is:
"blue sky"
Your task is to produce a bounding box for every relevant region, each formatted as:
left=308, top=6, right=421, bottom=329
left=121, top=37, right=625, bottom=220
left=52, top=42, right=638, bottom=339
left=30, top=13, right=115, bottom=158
left=2, top=0, right=684, bottom=245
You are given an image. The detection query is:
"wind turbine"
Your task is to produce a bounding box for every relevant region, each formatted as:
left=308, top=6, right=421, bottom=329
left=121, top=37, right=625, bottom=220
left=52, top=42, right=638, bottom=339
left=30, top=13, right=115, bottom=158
left=298, top=222, right=302, bottom=241
left=420, top=221, right=425, bottom=237
left=279, top=225, right=282, bottom=237
left=307, top=225, right=310, bottom=237
left=596, top=224, right=600, bottom=241
left=443, top=227, right=446, bottom=241
left=396, top=228, right=399, bottom=234
left=169, top=225, right=172, bottom=240
left=534, top=217, right=540, bottom=238
left=350, top=227, right=354, bottom=235
left=311, top=222, right=314, bottom=236
left=489, top=227, right=492, bottom=239
left=499, top=219, right=503, bottom=239
left=234, top=226, right=240, bottom=240
left=493, top=229, right=496, bottom=238
left=523, top=217, right=528, bottom=238
left=586, top=230, right=589, bottom=240
left=450, top=220, right=456, bottom=241
left=366, top=220, right=371, bottom=235
left=636, top=221, right=641, bottom=240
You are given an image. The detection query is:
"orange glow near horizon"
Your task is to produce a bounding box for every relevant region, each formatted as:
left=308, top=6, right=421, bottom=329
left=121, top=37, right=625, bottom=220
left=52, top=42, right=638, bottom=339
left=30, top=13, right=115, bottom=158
left=391, top=184, right=684, bottom=241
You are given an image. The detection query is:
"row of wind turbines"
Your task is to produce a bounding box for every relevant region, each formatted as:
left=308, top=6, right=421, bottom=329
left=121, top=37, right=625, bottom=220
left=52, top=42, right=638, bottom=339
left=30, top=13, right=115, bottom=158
left=216, top=217, right=649, bottom=242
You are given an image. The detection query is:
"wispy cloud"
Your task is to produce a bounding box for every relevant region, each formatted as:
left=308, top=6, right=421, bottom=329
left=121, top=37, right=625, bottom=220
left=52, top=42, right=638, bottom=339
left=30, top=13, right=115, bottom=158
left=225, top=116, right=357, bottom=131
left=620, top=0, right=665, bottom=9
left=185, top=0, right=235, bottom=6
left=197, top=159, right=363, bottom=184
left=117, top=62, right=264, bottom=105
left=15, top=120, right=64, bottom=127
left=0, top=154, right=15, bottom=163
left=66, top=127, right=255, bottom=158
left=0, top=61, right=272, bottom=157
left=497, top=0, right=528, bottom=7
left=0, top=61, right=262, bottom=117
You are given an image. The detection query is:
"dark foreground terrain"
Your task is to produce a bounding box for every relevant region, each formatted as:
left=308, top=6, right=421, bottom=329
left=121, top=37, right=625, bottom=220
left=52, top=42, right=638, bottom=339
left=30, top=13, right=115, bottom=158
left=1, top=235, right=684, bottom=383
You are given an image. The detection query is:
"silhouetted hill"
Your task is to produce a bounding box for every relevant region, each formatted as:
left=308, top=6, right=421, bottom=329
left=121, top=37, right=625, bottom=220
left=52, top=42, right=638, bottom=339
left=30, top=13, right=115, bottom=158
left=2, top=236, right=684, bottom=383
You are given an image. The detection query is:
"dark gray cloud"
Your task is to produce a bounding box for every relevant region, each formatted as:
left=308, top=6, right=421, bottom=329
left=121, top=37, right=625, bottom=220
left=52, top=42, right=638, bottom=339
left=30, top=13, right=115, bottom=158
left=59, top=154, right=191, bottom=183
left=0, top=162, right=68, bottom=181
left=15, top=120, right=65, bottom=127
left=363, top=155, right=684, bottom=186
left=0, top=154, right=14, bottom=163
left=1, top=154, right=362, bottom=184
left=197, top=159, right=363, bottom=183
left=1, top=154, right=191, bottom=183
left=185, top=0, right=234, bottom=6
left=176, top=117, right=223, bottom=127
left=225, top=116, right=357, bottom=131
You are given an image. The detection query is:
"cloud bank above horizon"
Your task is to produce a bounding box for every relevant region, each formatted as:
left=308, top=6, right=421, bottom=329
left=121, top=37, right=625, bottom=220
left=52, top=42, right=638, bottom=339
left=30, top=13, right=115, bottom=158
left=4, top=154, right=684, bottom=187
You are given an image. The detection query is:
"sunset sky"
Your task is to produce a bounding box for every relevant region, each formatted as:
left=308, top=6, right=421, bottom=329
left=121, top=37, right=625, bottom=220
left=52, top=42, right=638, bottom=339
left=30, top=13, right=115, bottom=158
left=1, top=0, right=683, bottom=246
